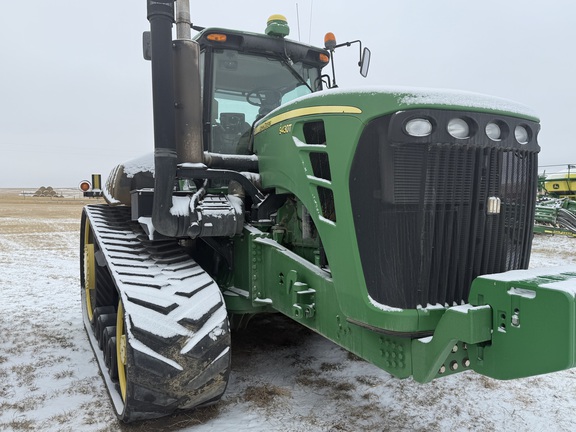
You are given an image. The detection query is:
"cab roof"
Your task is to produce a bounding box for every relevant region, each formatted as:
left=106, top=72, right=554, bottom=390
left=193, top=27, right=330, bottom=69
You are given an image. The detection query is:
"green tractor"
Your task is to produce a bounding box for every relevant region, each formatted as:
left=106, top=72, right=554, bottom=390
left=81, top=0, right=576, bottom=422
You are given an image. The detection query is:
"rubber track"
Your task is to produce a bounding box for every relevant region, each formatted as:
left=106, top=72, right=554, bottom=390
left=83, top=204, right=231, bottom=422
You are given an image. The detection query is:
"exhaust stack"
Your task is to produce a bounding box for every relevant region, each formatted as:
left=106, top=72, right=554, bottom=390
left=146, top=0, right=242, bottom=240
left=175, top=0, right=191, bottom=39
left=174, top=0, right=203, bottom=164
left=147, top=0, right=200, bottom=237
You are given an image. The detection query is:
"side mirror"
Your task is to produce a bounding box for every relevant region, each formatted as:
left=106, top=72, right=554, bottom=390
left=360, top=47, right=371, bottom=77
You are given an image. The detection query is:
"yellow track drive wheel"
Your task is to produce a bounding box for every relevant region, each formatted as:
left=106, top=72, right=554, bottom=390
left=81, top=215, right=97, bottom=323
left=80, top=209, right=118, bottom=327
left=116, top=301, right=128, bottom=403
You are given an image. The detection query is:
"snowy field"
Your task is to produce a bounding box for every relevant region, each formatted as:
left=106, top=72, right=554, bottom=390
left=1, top=188, right=576, bottom=432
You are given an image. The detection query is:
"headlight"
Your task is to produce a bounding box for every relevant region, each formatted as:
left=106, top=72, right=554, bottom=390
left=515, top=125, right=530, bottom=144
left=447, top=118, right=470, bottom=139
left=405, top=118, right=433, bottom=137
left=485, top=122, right=502, bottom=141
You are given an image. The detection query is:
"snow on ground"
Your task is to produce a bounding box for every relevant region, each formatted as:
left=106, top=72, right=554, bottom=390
left=1, top=190, right=576, bottom=431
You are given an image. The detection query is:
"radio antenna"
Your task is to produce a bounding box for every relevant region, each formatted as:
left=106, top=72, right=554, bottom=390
left=296, top=3, right=301, bottom=41
left=308, top=0, right=313, bottom=43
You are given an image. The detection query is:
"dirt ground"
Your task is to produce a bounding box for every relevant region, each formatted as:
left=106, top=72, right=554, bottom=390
left=2, top=188, right=576, bottom=432
left=0, top=189, right=98, bottom=221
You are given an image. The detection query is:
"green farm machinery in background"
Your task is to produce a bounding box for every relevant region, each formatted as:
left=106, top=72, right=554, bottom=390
left=80, top=0, right=576, bottom=423
left=534, top=167, right=576, bottom=236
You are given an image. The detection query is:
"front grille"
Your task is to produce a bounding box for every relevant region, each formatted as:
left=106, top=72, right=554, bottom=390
left=350, top=110, right=539, bottom=309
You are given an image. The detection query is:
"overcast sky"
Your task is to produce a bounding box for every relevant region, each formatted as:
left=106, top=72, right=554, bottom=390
left=1, top=0, right=575, bottom=188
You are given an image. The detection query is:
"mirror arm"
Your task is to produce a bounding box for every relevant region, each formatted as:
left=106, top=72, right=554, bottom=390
left=332, top=39, right=370, bottom=77
left=334, top=39, right=363, bottom=65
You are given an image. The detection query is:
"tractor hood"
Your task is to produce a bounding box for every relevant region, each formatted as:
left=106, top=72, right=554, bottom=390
left=255, top=86, right=539, bottom=136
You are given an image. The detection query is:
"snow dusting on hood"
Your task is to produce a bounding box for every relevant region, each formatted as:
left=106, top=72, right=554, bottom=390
left=390, top=86, right=537, bottom=118
left=267, top=86, right=538, bottom=120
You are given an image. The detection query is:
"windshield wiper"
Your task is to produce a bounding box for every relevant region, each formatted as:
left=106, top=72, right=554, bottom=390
left=280, top=58, right=313, bottom=93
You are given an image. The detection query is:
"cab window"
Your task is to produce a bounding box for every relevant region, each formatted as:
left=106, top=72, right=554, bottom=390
left=208, top=49, right=319, bottom=154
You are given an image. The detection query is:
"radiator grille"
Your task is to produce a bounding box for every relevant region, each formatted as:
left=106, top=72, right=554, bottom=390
left=350, top=110, right=539, bottom=309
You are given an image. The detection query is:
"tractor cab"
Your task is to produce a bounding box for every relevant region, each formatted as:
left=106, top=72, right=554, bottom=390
left=193, top=19, right=330, bottom=155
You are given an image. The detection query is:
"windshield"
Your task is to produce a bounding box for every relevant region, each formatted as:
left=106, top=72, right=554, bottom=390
left=209, top=49, right=320, bottom=154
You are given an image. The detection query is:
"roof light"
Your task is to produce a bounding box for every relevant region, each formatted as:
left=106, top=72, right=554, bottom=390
left=207, top=33, right=227, bottom=42
left=319, top=53, right=330, bottom=63
left=324, top=32, right=337, bottom=51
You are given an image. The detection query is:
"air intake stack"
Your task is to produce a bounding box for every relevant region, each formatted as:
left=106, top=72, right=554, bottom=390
left=146, top=0, right=204, bottom=237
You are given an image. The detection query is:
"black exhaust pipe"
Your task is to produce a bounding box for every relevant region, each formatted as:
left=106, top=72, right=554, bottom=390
left=147, top=0, right=190, bottom=237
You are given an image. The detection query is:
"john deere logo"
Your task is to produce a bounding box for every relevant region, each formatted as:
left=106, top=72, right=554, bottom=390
left=279, top=124, right=292, bottom=135
left=487, top=196, right=501, bottom=215
left=553, top=184, right=560, bottom=189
